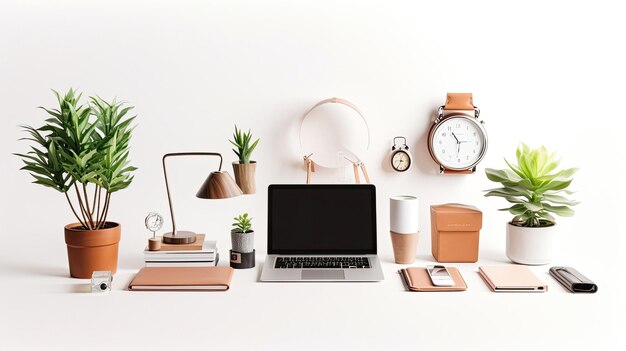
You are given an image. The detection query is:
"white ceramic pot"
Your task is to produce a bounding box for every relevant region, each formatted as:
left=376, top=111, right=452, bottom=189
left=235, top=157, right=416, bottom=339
left=506, top=222, right=557, bottom=265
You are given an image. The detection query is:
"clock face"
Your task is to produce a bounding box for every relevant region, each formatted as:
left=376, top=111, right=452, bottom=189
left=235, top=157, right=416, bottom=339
left=145, top=212, right=164, bottom=232
left=430, top=116, right=487, bottom=170
left=391, top=151, right=411, bottom=171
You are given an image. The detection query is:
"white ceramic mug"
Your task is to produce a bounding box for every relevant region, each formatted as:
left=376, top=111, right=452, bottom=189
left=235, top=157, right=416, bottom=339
left=390, top=195, right=419, bottom=234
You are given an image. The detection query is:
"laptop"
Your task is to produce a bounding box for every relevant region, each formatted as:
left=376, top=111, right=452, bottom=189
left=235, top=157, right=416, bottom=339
left=260, top=184, right=384, bottom=282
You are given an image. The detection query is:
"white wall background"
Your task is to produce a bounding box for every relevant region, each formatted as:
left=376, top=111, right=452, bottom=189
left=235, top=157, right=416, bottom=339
left=1, top=1, right=624, bottom=350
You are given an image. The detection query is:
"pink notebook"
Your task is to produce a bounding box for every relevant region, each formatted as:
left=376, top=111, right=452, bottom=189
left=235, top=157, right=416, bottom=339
left=479, top=266, right=547, bottom=292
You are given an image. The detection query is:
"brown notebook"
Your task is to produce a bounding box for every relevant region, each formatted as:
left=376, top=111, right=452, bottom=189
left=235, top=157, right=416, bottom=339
left=399, top=267, right=467, bottom=292
left=128, top=266, right=234, bottom=291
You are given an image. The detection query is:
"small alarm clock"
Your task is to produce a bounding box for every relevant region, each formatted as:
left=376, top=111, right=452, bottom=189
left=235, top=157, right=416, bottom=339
left=390, top=136, right=412, bottom=172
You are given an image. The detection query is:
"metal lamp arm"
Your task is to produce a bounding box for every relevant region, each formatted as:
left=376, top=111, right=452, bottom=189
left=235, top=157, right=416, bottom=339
left=162, top=152, right=223, bottom=235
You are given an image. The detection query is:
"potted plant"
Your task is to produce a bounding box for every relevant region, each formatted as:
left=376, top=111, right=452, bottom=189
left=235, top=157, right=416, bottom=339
left=484, top=143, right=579, bottom=265
left=15, top=89, right=136, bottom=278
left=229, top=125, right=259, bottom=194
left=231, top=213, right=254, bottom=254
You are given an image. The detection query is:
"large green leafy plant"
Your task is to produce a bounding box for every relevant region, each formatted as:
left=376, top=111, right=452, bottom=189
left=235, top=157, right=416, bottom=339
left=15, top=89, right=137, bottom=230
left=232, top=213, right=253, bottom=233
left=229, top=125, right=259, bottom=164
left=484, top=144, right=579, bottom=227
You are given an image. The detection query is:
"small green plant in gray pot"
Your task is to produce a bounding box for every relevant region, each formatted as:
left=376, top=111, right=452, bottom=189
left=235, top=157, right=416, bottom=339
left=231, top=213, right=254, bottom=253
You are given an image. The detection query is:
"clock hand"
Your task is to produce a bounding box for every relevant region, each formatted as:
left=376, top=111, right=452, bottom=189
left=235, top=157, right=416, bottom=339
left=451, top=132, right=460, bottom=143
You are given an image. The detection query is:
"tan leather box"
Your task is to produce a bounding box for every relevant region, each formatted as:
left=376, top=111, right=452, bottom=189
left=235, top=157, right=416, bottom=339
left=430, top=203, right=482, bottom=262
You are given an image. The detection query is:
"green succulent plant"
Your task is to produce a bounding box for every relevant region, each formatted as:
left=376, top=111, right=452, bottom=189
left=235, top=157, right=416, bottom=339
left=229, top=125, right=259, bottom=164
left=484, top=143, right=579, bottom=227
left=15, top=89, right=137, bottom=230
left=232, top=213, right=253, bottom=233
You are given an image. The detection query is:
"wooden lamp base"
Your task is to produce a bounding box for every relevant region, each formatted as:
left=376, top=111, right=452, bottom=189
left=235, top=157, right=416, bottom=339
left=163, top=231, right=197, bottom=244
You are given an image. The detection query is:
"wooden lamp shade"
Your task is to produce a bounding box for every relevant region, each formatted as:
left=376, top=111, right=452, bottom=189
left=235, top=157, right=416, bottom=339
left=196, top=171, right=243, bottom=199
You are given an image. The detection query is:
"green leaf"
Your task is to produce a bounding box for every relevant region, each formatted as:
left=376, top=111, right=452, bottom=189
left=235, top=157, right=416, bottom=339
left=507, top=204, right=527, bottom=216
left=542, top=203, right=575, bottom=217
left=542, top=194, right=580, bottom=206
left=537, top=178, right=572, bottom=192
left=523, top=202, right=543, bottom=211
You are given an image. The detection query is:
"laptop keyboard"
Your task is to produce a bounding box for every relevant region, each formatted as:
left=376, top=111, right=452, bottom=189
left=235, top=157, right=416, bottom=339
left=275, top=257, right=370, bottom=269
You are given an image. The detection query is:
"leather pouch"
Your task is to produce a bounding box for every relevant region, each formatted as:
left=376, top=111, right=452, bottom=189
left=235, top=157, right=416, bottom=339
left=399, top=267, right=467, bottom=292
left=549, top=266, right=597, bottom=293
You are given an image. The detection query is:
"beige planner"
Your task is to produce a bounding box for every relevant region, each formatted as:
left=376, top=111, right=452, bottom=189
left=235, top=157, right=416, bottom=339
left=478, top=266, right=547, bottom=292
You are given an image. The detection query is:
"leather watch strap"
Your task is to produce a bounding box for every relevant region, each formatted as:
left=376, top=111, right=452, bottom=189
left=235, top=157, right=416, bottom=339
left=442, top=169, right=473, bottom=174
left=444, top=93, right=474, bottom=110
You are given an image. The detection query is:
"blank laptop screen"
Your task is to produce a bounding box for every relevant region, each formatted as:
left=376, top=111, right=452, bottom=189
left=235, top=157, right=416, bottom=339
left=268, top=185, right=376, bottom=254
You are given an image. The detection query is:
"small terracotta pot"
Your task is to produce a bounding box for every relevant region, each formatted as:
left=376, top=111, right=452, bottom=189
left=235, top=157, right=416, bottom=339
left=64, top=222, right=121, bottom=278
left=232, top=161, right=257, bottom=194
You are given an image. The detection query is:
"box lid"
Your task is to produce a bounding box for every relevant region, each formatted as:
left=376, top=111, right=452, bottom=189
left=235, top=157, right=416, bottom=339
left=430, top=203, right=482, bottom=232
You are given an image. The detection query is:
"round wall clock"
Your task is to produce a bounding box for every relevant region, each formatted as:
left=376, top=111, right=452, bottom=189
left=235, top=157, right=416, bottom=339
left=428, top=93, right=487, bottom=174
left=390, top=136, right=412, bottom=172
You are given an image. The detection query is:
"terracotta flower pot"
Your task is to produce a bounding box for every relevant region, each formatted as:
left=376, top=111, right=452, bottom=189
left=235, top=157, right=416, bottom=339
left=64, top=222, right=121, bottom=278
left=232, top=161, right=257, bottom=194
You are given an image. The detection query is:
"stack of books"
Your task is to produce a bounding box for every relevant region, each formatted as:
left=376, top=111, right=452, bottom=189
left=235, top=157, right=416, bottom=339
left=144, top=234, right=219, bottom=267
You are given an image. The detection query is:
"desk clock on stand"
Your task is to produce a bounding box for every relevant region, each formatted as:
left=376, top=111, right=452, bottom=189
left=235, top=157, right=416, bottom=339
left=145, top=211, right=164, bottom=251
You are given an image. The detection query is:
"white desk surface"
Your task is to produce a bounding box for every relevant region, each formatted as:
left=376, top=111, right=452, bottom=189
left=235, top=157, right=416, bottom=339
left=1, top=228, right=622, bottom=351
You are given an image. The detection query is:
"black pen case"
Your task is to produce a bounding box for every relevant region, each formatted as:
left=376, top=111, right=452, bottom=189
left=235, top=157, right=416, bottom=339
left=549, top=266, right=597, bottom=293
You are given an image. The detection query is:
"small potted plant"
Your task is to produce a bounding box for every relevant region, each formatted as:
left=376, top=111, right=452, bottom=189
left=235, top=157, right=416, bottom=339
left=484, top=143, right=579, bottom=265
left=231, top=213, right=254, bottom=253
left=229, top=125, right=259, bottom=194
left=15, top=89, right=136, bottom=278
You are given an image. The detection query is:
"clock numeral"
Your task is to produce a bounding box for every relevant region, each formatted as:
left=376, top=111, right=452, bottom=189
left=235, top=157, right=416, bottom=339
left=447, top=126, right=452, bottom=131
left=455, top=123, right=460, bottom=128
left=442, top=149, right=446, bottom=154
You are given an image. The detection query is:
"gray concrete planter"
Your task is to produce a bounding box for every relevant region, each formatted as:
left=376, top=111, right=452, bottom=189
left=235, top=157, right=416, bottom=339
left=231, top=230, right=254, bottom=253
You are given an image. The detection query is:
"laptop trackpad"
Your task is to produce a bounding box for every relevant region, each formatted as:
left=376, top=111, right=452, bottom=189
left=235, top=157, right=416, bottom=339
left=301, top=270, right=345, bottom=280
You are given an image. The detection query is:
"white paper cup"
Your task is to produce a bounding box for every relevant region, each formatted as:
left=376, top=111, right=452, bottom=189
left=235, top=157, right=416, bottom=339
left=390, top=195, right=419, bottom=234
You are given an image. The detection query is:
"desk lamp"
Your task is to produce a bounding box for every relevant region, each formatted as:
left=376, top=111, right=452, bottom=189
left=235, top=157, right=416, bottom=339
left=162, top=152, right=243, bottom=244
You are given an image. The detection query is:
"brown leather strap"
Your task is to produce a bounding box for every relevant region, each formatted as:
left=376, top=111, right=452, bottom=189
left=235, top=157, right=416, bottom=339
left=442, top=169, right=473, bottom=174
left=444, top=93, right=474, bottom=110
